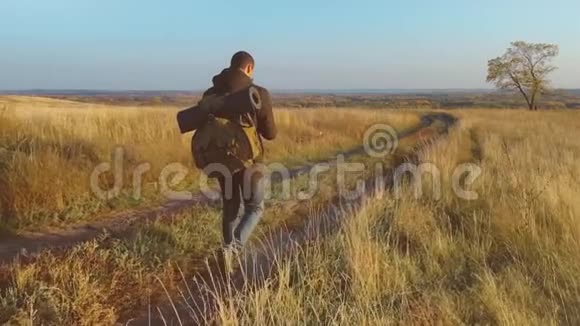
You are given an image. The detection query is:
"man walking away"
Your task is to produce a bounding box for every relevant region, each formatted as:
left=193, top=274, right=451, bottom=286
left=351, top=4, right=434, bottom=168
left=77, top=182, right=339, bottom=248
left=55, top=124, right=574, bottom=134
left=199, top=51, right=277, bottom=249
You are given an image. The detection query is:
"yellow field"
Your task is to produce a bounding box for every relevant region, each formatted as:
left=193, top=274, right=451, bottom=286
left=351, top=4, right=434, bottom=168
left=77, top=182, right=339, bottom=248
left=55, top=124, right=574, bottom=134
left=0, top=96, right=418, bottom=230
left=0, top=96, right=422, bottom=324
left=208, top=109, right=580, bottom=325
left=1, top=97, right=579, bottom=324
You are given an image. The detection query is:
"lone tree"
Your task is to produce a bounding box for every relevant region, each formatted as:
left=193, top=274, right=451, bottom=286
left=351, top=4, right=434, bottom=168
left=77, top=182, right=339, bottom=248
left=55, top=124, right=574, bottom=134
left=487, top=41, right=559, bottom=110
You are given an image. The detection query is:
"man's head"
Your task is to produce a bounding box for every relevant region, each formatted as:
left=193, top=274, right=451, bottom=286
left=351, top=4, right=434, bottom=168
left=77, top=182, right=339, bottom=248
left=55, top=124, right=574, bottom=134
left=230, top=51, right=254, bottom=78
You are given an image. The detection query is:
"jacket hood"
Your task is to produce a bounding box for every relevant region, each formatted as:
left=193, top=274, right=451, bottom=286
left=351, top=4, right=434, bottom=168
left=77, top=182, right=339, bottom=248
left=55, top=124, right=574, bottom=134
left=211, top=68, right=253, bottom=94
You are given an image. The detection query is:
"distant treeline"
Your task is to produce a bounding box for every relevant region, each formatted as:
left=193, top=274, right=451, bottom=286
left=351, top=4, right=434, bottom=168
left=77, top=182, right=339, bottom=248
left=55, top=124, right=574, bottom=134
left=22, top=89, right=580, bottom=109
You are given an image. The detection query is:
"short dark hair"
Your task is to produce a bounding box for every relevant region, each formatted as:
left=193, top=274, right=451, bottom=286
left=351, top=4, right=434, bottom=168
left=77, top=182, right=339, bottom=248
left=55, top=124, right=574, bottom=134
left=230, top=51, right=254, bottom=69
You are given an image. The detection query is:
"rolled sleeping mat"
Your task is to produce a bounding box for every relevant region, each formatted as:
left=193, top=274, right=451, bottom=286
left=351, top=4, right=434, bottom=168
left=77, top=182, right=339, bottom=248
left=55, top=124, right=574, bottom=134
left=176, top=104, right=208, bottom=134
left=222, top=85, right=263, bottom=114
left=177, top=86, right=262, bottom=134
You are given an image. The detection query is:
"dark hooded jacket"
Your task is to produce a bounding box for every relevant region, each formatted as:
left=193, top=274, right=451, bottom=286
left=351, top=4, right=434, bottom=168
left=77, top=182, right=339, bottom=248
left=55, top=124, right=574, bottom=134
left=202, top=68, right=277, bottom=140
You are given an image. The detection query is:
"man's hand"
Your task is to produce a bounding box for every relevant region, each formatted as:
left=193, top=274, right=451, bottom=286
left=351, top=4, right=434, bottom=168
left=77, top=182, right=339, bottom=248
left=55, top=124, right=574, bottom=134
left=198, top=94, right=225, bottom=114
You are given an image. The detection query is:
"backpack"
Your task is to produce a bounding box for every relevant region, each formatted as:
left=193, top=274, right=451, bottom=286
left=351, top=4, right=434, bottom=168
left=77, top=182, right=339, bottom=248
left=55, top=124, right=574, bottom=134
left=191, top=92, right=262, bottom=175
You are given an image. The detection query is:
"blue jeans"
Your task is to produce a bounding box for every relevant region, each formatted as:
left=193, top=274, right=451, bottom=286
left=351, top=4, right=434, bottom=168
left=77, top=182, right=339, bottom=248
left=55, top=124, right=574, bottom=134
left=218, top=165, right=265, bottom=246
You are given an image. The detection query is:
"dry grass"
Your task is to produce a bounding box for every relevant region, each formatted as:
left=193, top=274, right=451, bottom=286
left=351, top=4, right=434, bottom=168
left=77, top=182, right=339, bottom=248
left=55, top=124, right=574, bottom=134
left=204, top=109, right=580, bottom=325
left=4, top=97, right=578, bottom=325
left=0, top=96, right=421, bottom=324
left=0, top=96, right=418, bottom=230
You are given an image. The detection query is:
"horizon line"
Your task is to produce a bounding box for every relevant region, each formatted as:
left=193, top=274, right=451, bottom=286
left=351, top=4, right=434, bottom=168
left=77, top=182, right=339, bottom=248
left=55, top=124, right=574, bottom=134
left=1, top=87, right=579, bottom=95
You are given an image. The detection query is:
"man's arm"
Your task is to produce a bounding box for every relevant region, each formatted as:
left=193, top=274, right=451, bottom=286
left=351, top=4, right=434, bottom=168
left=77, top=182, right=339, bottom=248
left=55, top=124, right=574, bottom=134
left=256, top=87, right=277, bottom=140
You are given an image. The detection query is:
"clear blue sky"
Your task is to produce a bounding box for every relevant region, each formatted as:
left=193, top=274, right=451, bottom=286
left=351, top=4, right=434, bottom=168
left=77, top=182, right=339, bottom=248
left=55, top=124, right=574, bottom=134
left=1, top=0, right=579, bottom=90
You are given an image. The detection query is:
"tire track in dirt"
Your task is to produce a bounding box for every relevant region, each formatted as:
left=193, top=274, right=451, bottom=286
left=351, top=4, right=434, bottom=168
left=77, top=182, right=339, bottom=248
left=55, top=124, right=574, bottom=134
left=0, top=113, right=452, bottom=265
left=124, top=113, right=457, bottom=325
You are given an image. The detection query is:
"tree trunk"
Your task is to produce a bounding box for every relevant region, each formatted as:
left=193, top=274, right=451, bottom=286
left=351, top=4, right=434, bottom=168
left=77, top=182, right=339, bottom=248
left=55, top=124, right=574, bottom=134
left=515, top=85, right=533, bottom=110
left=527, top=103, right=537, bottom=110
left=530, top=88, right=538, bottom=111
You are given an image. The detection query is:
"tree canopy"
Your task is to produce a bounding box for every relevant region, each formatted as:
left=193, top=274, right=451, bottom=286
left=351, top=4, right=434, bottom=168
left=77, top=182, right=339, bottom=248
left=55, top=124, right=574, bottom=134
left=487, top=41, right=559, bottom=110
